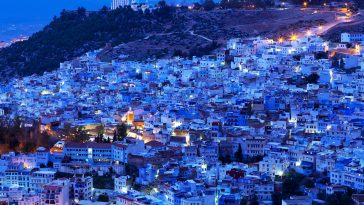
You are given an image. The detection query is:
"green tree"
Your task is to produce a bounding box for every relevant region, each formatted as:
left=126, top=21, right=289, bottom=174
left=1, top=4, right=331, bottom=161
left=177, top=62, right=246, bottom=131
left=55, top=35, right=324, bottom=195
left=47, top=161, right=54, bottom=168
left=202, top=0, right=216, bottom=11
left=234, top=143, right=243, bottom=162
left=68, top=126, right=90, bottom=143
left=272, top=192, right=282, bottom=205
left=250, top=196, right=259, bottom=205
left=97, top=194, right=109, bottom=202
left=23, top=141, right=37, bottom=153
left=305, top=73, right=320, bottom=84
left=113, top=130, right=117, bottom=142
left=282, top=169, right=304, bottom=197
left=95, top=125, right=104, bottom=135
left=304, top=178, right=315, bottom=188
left=240, top=198, right=248, bottom=205
left=326, top=193, right=354, bottom=205
left=116, top=123, right=128, bottom=141
left=340, top=59, right=345, bottom=69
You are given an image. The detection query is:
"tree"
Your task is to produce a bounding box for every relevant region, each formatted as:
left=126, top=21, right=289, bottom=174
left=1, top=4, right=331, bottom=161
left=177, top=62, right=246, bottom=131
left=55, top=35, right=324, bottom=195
left=192, top=2, right=202, bottom=10
left=197, top=145, right=201, bottom=157
left=225, top=154, right=232, bottom=164
left=339, top=59, right=345, bottom=69
left=157, top=0, right=167, bottom=7
left=250, top=196, right=259, bottom=205
left=59, top=123, right=73, bottom=138
left=332, top=58, right=340, bottom=68
left=67, top=126, right=90, bottom=143
left=23, top=141, right=36, bottom=153
left=202, top=0, right=216, bottom=11
left=9, top=136, right=19, bottom=150
left=97, top=194, right=109, bottom=202
left=234, top=143, right=243, bottom=162
left=305, top=73, right=320, bottom=84
left=77, top=7, right=86, bottom=16
left=47, top=161, right=54, bottom=168
left=155, top=0, right=172, bottom=18
left=240, top=198, right=248, bottom=205
left=282, top=169, right=304, bottom=197
left=304, top=178, right=315, bottom=188
left=95, top=125, right=104, bottom=136
left=95, top=125, right=104, bottom=143
left=326, top=193, right=354, bottom=205
left=95, top=134, right=101, bottom=143
left=99, top=6, right=109, bottom=15
left=116, top=123, right=128, bottom=141
left=113, top=130, right=117, bottom=142
left=272, top=192, right=282, bottom=205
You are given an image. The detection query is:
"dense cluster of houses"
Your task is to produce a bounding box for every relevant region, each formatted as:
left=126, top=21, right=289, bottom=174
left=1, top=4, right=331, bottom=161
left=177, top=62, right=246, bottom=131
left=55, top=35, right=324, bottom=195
left=0, top=30, right=364, bottom=204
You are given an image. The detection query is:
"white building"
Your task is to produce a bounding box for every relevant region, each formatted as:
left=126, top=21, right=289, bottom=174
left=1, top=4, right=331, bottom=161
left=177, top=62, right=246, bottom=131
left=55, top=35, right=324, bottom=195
left=30, top=170, right=56, bottom=192
left=111, top=0, right=130, bottom=10
left=64, top=142, right=112, bottom=164
left=330, top=169, right=364, bottom=191
left=115, top=176, right=128, bottom=194
left=259, top=153, right=290, bottom=178
left=341, top=33, right=364, bottom=43
left=71, top=176, right=93, bottom=201
left=18, top=194, right=40, bottom=205
left=41, top=179, right=70, bottom=205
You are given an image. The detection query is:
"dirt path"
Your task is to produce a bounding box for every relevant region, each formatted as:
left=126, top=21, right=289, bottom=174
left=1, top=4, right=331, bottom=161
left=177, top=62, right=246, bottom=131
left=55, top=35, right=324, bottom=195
left=189, top=31, right=213, bottom=42
left=323, top=10, right=364, bottom=35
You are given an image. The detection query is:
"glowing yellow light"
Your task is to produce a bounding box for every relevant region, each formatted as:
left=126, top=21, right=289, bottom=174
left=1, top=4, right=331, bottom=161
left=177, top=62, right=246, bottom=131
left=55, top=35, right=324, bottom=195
left=318, top=26, right=323, bottom=30
left=303, top=2, right=308, bottom=7
left=278, top=37, right=284, bottom=43
left=290, top=34, right=298, bottom=41
left=355, top=44, right=361, bottom=53
left=306, top=30, right=312, bottom=36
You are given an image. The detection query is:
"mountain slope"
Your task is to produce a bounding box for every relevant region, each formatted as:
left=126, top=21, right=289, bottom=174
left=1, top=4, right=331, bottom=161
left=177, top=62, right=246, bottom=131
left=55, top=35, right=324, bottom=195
left=0, top=6, right=171, bottom=78
left=0, top=6, right=336, bottom=80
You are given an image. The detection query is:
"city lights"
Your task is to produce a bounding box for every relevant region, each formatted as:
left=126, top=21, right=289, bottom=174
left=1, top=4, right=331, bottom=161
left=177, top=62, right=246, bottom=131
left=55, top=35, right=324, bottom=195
left=290, top=34, right=298, bottom=41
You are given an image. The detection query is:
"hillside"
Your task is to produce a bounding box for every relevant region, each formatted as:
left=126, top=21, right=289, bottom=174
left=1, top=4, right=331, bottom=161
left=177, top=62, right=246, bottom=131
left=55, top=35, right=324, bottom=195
left=323, top=10, right=364, bottom=42
left=0, top=6, right=336, bottom=80
left=0, top=6, right=172, bottom=79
